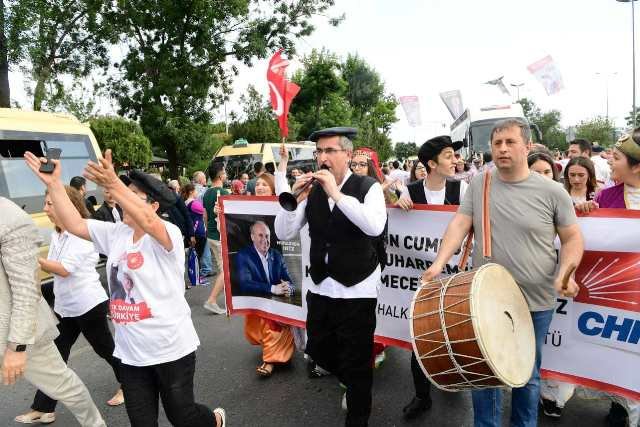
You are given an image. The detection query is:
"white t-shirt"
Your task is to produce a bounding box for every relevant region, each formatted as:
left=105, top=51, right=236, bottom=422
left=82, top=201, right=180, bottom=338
left=87, top=219, right=199, bottom=367
left=389, top=168, right=410, bottom=185
left=591, top=155, right=611, bottom=185
left=49, top=231, right=107, bottom=318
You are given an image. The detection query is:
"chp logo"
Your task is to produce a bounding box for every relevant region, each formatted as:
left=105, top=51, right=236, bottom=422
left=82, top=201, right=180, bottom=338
left=574, top=250, right=640, bottom=313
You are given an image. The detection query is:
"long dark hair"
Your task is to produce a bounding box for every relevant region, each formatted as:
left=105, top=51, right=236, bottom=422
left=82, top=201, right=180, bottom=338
left=527, top=151, right=560, bottom=182
left=563, top=156, right=597, bottom=200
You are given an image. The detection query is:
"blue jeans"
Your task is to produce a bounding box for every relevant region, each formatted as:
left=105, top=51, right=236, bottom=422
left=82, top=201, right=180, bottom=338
left=199, top=239, right=213, bottom=275
left=471, top=309, right=554, bottom=427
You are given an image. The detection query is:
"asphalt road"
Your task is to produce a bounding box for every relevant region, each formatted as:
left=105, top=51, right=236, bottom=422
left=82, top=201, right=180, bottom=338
left=1, top=271, right=612, bottom=427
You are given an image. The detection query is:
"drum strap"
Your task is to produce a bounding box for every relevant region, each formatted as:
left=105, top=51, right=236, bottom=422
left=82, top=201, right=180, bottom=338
left=481, top=169, right=492, bottom=259
left=457, top=169, right=492, bottom=269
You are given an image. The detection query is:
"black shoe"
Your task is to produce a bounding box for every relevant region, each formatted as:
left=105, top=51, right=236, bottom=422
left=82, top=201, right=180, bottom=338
left=606, top=402, right=629, bottom=427
left=306, top=359, right=331, bottom=379
left=540, top=398, right=563, bottom=418
left=402, top=396, right=432, bottom=420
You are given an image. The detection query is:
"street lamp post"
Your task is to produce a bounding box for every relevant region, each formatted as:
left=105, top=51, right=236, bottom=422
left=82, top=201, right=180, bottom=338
left=595, top=72, right=618, bottom=119
left=511, top=83, right=524, bottom=101
left=617, top=0, right=637, bottom=127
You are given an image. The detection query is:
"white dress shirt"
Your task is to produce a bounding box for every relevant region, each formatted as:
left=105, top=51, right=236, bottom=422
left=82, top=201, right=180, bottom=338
left=112, top=206, right=122, bottom=222
left=274, top=170, right=387, bottom=299
left=400, top=178, right=468, bottom=204
left=49, top=231, right=107, bottom=317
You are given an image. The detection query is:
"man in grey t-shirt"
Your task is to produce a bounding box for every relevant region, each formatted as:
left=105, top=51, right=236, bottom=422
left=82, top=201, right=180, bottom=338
left=422, top=118, right=584, bottom=427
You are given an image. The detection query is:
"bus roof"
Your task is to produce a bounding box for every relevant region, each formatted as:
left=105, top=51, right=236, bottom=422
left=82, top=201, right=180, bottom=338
left=0, top=108, right=93, bottom=135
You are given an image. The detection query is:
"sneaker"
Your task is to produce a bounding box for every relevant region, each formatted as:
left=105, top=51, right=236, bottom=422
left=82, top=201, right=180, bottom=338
left=341, top=392, right=347, bottom=411
left=203, top=301, right=226, bottom=315
left=402, top=396, right=432, bottom=420
left=374, top=351, right=386, bottom=369
left=540, top=398, right=563, bottom=418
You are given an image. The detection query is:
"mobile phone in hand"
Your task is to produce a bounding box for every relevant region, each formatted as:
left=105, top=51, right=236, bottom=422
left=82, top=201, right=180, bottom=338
left=39, top=148, right=62, bottom=174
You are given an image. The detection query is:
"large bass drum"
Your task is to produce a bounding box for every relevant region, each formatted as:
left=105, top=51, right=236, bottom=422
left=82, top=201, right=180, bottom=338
left=410, top=263, right=535, bottom=391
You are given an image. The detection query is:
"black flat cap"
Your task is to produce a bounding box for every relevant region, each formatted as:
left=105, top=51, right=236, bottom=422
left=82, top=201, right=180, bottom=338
left=128, top=170, right=176, bottom=211
left=309, top=127, right=358, bottom=142
left=418, top=135, right=464, bottom=166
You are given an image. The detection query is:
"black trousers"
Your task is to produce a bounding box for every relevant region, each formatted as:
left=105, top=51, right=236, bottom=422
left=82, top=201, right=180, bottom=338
left=306, top=291, right=377, bottom=427
left=32, top=300, right=121, bottom=413
left=120, top=351, right=215, bottom=427
left=410, top=352, right=432, bottom=399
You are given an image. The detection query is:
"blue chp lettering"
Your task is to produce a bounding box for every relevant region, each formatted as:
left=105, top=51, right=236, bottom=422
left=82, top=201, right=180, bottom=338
left=578, top=311, right=640, bottom=344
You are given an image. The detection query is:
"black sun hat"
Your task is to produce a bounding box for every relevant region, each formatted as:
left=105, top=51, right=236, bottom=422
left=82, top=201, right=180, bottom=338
left=418, top=135, right=464, bottom=166
left=128, top=170, right=176, bottom=211
left=308, top=127, right=358, bottom=142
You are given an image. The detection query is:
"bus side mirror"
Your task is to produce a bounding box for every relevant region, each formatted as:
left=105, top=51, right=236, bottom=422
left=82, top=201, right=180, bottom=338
left=462, top=138, right=469, bottom=147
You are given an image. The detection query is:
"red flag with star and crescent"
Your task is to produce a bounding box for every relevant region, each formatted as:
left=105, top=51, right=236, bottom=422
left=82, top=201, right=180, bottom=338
left=267, top=50, right=300, bottom=137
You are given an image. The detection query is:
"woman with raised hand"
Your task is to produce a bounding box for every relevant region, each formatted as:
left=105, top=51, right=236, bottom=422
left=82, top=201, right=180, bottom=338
left=15, top=185, right=123, bottom=425
left=24, top=150, right=226, bottom=427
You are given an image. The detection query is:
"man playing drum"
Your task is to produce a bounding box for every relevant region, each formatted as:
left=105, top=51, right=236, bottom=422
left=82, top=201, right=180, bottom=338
left=422, top=118, right=584, bottom=427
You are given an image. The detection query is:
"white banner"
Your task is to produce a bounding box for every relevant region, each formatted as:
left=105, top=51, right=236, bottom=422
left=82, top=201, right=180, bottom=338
left=399, top=96, right=422, bottom=127
left=220, top=198, right=640, bottom=400
left=527, top=55, right=565, bottom=95
left=439, top=90, right=464, bottom=120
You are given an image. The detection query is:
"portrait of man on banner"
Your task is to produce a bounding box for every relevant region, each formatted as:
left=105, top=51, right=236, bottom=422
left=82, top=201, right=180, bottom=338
left=225, top=214, right=303, bottom=306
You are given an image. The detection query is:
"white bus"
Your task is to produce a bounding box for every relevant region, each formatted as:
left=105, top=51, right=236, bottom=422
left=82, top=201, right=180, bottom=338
left=450, top=104, right=540, bottom=159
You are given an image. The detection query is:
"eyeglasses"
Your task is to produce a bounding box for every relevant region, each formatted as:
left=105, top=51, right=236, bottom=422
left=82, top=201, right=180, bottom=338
left=351, top=161, right=368, bottom=169
left=313, top=148, right=347, bottom=158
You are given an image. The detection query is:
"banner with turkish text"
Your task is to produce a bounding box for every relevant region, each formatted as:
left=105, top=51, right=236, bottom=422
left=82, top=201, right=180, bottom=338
left=220, top=197, right=640, bottom=400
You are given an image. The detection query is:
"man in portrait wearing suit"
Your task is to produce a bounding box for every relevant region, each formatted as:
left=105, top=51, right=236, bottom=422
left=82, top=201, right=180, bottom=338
left=235, top=221, right=294, bottom=297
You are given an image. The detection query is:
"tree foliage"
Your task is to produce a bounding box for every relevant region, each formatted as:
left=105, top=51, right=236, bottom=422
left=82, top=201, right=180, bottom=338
left=518, top=97, right=567, bottom=151
left=229, top=84, right=287, bottom=144
left=393, top=142, right=418, bottom=161
left=5, top=0, right=114, bottom=110
left=89, top=116, right=152, bottom=168
left=575, top=116, right=616, bottom=146
left=110, top=0, right=336, bottom=178
left=286, top=49, right=397, bottom=160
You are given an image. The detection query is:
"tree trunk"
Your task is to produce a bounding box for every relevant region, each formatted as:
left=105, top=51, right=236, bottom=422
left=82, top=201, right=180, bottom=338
left=33, top=67, right=50, bottom=111
left=165, top=140, right=179, bottom=179
left=0, top=0, right=10, bottom=108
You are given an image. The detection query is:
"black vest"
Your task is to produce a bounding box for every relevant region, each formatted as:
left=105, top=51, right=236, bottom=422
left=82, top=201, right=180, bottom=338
left=305, top=174, right=383, bottom=286
left=407, top=179, right=461, bottom=205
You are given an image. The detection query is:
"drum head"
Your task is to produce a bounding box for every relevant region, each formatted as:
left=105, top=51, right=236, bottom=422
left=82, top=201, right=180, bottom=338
left=471, top=264, right=535, bottom=388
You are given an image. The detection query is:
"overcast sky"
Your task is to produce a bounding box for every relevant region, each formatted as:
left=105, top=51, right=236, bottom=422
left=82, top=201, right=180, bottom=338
left=9, top=0, right=639, bottom=144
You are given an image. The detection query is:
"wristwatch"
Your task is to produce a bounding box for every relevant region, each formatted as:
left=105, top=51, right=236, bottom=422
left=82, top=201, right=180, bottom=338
left=7, top=342, right=27, bottom=352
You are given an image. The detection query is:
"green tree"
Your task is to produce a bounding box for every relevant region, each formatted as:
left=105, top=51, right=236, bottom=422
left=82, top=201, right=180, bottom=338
left=575, top=116, right=616, bottom=146
left=518, top=97, right=567, bottom=151
left=624, top=107, right=640, bottom=128
left=0, top=0, right=10, bottom=107
left=6, top=0, right=114, bottom=110
left=89, top=116, right=152, bottom=168
left=393, top=142, right=418, bottom=160
left=111, top=0, right=336, bottom=178
left=342, top=54, right=383, bottom=122
left=230, top=85, right=285, bottom=143
left=290, top=49, right=350, bottom=138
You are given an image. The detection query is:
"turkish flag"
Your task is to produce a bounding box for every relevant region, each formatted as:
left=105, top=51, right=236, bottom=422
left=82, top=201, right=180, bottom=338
left=267, top=50, right=300, bottom=137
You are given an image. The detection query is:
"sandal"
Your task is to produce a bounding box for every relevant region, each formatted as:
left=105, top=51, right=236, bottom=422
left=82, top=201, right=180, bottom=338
left=15, top=411, right=56, bottom=424
left=213, top=407, right=226, bottom=427
left=107, top=388, right=125, bottom=406
left=256, top=362, right=274, bottom=377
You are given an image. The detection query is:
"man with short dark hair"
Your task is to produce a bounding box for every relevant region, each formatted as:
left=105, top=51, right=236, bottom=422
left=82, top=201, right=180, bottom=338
left=70, top=176, right=96, bottom=214
left=422, top=118, right=584, bottom=427
left=568, top=139, right=592, bottom=159
left=275, top=127, right=387, bottom=427
left=246, top=162, right=265, bottom=195
left=396, top=135, right=467, bottom=420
